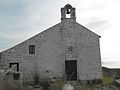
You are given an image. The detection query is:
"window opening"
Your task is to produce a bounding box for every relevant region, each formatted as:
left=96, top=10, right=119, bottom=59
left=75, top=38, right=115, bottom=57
left=29, top=45, right=35, bottom=54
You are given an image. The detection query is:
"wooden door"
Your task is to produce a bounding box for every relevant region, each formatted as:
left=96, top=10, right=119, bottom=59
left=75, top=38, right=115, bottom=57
left=65, top=60, right=77, bottom=80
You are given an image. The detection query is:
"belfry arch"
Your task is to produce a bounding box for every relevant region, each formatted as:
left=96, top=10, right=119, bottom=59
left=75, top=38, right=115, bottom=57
left=61, top=4, right=76, bottom=20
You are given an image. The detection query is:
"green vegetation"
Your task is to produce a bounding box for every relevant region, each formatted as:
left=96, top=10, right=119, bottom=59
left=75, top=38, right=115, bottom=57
left=0, top=67, right=120, bottom=90
left=39, top=78, right=49, bottom=90
left=0, top=76, right=120, bottom=90
left=74, top=84, right=120, bottom=90
left=102, top=76, right=115, bottom=85
left=50, top=79, right=66, bottom=90
left=33, top=72, right=40, bottom=86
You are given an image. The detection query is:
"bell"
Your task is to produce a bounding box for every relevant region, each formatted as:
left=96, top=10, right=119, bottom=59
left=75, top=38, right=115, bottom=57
left=66, top=9, right=70, bottom=14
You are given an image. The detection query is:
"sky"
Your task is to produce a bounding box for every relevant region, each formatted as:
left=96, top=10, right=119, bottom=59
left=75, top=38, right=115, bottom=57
left=0, top=0, right=120, bottom=68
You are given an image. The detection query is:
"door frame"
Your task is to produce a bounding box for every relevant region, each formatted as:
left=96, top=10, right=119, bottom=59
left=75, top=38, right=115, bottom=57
left=65, top=60, right=77, bottom=80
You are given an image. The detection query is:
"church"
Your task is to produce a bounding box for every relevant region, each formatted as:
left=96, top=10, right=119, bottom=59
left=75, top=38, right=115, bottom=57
left=0, top=4, right=102, bottom=82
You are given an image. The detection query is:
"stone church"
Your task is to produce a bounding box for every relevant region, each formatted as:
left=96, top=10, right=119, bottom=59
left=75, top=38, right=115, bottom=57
left=0, top=4, right=102, bottom=82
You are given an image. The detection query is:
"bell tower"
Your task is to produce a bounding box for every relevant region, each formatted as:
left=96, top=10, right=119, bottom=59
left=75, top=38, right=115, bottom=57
left=61, top=4, right=76, bottom=22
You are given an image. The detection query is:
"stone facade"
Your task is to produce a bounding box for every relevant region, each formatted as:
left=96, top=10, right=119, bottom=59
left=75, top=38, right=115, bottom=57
left=0, top=4, right=102, bottom=82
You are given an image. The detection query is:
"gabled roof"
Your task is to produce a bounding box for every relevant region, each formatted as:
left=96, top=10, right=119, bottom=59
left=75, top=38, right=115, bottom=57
left=76, top=22, right=101, bottom=38
left=0, top=23, right=61, bottom=53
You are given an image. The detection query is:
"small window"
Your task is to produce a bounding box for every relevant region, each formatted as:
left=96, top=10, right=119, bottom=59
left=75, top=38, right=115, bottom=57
left=68, top=46, right=73, bottom=52
left=29, top=45, right=35, bottom=54
left=9, top=63, right=19, bottom=71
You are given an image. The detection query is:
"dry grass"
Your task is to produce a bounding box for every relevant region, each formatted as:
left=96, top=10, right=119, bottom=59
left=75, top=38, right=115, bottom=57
left=0, top=85, right=6, bottom=90
left=50, top=79, right=66, bottom=90
left=0, top=75, right=119, bottom=90
left=102, top=76, right=115, bottom=85
left=74, top=84, right=120, bottom=90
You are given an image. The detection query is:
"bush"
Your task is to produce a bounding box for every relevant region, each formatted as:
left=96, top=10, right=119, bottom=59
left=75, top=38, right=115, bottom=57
left=102, top=76, right=115, bottom=85
left=33, top=73, right=40, bottom=86
left=39, top=78, right=49, bottom=90
left=50, top=79, right=66, bottom=90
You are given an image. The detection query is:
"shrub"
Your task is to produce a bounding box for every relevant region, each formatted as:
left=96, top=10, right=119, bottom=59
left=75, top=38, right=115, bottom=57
left=33, top=73, right=40, bottom=86
left=102, top=76, right=115, bottom=85
left=50, top=79, right=66, bottom=90
left=39, top=78, right=49, bottom=90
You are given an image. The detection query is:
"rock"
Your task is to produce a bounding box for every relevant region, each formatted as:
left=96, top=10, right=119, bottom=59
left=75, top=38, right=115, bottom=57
left=114, top=79, right=120, bottom=87
left=62, top=83, right=74, bottom=90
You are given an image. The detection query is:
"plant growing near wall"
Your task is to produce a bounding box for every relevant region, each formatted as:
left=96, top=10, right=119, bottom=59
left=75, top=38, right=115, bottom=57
left=33, top=73, right=40, bottom=86
left=39, top=78, right=50, bottom=90
left=50, top=77, right=66, bottom=90
left=102, top=76, right=115, bottom=85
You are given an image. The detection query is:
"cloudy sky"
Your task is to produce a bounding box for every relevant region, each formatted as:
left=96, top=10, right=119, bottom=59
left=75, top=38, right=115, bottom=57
left=0, top=0, right=120, bottom=68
